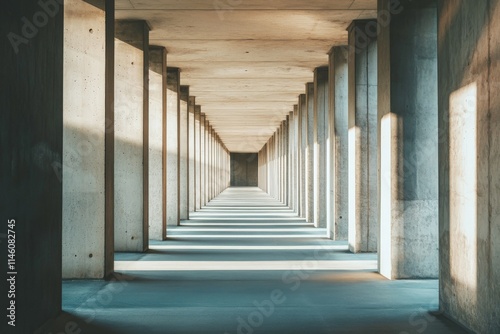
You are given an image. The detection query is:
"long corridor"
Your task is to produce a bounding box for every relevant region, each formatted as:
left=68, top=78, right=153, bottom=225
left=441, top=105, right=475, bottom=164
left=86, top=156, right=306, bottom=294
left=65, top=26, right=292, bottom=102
left=60, top=188, right=466, bottom=334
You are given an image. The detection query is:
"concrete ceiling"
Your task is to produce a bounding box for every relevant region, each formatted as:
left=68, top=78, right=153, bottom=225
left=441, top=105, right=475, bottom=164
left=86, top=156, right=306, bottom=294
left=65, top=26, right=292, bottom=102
left=116, top=0, right=377, bottom=152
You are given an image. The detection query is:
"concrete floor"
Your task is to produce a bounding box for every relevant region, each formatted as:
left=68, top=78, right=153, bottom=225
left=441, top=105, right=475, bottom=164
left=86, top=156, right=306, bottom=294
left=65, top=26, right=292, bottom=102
left=60, top=188, right=468, bottom=334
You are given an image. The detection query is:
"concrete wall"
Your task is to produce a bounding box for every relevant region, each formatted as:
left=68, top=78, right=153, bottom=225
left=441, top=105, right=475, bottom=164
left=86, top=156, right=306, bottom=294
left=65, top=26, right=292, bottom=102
left=231, top=153, right=259, bottom=186
left=166, top=68, right=180, bottom=225
left=1, top=0, right=64, bottom=331
left=114, top=20, right=149, bottom=252
left=62, top=0, right=113, bottom=278
left=148, top=47, right=166, bottom=240
left=438, top=0, right=500, bottom=332
left=329, top=46, right=349, bottom=240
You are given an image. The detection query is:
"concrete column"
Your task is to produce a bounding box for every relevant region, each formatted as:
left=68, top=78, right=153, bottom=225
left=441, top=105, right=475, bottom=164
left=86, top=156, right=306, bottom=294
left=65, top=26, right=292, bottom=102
left=148, top=46, right=166, bottom=241
left=62, top=0, right=114, bottom=279
left=179, top=86, right=189, bottom=220
left=2, top=0, right=65, bottom=329
left=293, top=105, right=300, bottom=215
left=200, top=113, right=206, bottom=207
left=377, top=0, right=438, bottom=279
left=438, top=0, right=500, bottom=332
left=288, top=112, right=294, bottom=208
left=206, top=123, right=210, bottom=201
left=284, top=117, right=289, bottom=205
left=194, top=106, right=201, bottom=210
left=188, top=97, right=196, bottom=213
left=299, top=94, right=307, bottom=218
left=329, top=46, right=349, bottom=240
left=166, top=68, right=180, bottom=226
left=114, top=20, right=149, bottom=252
left=306, top=83, right=315, bottom=224
left=347, top=20, right=378, bottom=253
left=314, top=67, right=329, bottom=229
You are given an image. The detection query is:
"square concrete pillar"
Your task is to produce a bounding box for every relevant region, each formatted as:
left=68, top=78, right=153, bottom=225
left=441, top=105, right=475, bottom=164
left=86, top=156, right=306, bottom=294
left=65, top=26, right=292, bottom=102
left=293, top=105, right=300, bottom=215
left=166, top=68, right=180, bottom=226
left=179, top=86, right=189, bottom=220
left=288, top=111, right=295, bottom=210
left=378, top=0, right=438, bottom=279
left=2, top=0, right=65, bottom=329
left=314, top=67, right=329, bottom=229
left=194, top=106, right=201, bottom=210
left=299, top=94, right=307, bottom=218
left=329, top=46, right=349, bottom=241
left=114, top=20, right=149, bottom=252
left=62, top=0, right=114, bottom=279
left=148, top=46, right=166, bottom=241
left=200, top=113, right=206, bottom=206
left=438, top=0, right=500, bottom=332
left=306, top=82, right=316, bottom=224
left=347, top=20, right=378, bottom=253
left=188, top=97, right=196, bottom=212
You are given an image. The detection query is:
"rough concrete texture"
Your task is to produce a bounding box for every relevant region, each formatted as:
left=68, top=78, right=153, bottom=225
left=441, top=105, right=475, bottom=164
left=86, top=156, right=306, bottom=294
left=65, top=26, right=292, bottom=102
left=179, top=86, right=189, bottom=220
left=195, top=107, right=202, bottom=210
left=258, top=145, right=268, bottom=191
left=148, top=47, right=166, bottom=241
left=188, top=97, right=196, bottom=213
left=314, top=68, right=329, bottom=229
left=62, top=0, right=108, bottom=278
left=114, top=21, right=149, bottom=252
left=377, top=0, right=438, bottom=280
left=293, top=105, right=301, bottom=216
left=299, top=94, right=308, bottom=219
left=438, top=0, right=500, bottom=332
left=231, top=153, right=258, bottom=187
left=200, top=114, right=206, bottom=206
left=166, top=68, right=180, bottom=226
left=288, top=111, right=295, bottom=210
left=306, top=83, right=316, bottom=225
left=348, top=20, right=378, bottom=253
left=0, top=0, right=63, bottom=331
left=329, top=47, right=349, bottom=241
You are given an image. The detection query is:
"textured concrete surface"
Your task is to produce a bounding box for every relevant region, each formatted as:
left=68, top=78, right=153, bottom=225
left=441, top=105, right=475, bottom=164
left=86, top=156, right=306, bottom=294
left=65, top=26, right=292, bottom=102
left=179, top=86, right=189, bottom=220
left=347, top=20, right=378, bottom=253
left=195, top=107, right=202, bottom=210
left=148, top=47, right=166, bottom=241
left=114, top=21, right=149, bottom=252
left=1, top=0, right=63, bottom=331
left=306, top=83, right=316, bottom=225
left=166, top=68, right=180, bottom=226
left=188, top=97, right=196, bottom=213
left=438, top=0, right=500, bottom=332
left=314, top=67, right=329, bottom=229
left=115, top=1, right=378, bottom=151
left=377, top=0, right=439, bottom=280
left=59, top=188, right=468, bottom=334
left=231, top=153, right=258, bottom=187
left=329, top=46, right=350, bottom=241
left=62, top=0, right=107, bottom=278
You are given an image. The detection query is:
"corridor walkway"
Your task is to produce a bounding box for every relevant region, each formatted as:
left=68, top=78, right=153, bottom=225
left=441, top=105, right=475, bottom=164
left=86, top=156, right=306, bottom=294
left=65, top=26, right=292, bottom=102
left=61, top=188, right=467, bottom=334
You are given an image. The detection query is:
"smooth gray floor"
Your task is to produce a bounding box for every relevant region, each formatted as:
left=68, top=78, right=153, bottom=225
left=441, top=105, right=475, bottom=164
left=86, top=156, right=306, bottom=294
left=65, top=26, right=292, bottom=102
left=59, top=188, right=469, bottom=334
